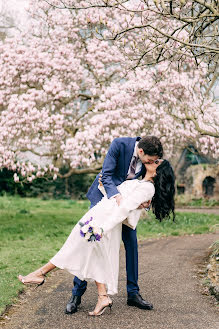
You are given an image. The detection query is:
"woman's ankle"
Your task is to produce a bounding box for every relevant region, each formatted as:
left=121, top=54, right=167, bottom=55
left=32, top=269, right=45, bottom=277
left=98, top=294, right=108, bottom=300
left=98, top=295, right=111, bottom=304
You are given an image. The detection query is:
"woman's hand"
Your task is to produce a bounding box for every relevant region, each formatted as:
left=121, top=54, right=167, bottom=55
left=138, top=200, right=151, bottom=209
left=114, top=194, right=123, bottom=206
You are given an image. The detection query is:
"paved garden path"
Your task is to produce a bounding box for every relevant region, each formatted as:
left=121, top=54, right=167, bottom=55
left=1, top=233, right=218, bottom=329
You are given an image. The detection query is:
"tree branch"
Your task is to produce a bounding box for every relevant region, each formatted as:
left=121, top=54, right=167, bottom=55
left=113, top=23, right=219, bottom=53
left=194, top=0, right=218, bottom=15
left=58, top=165, right=102, bottom=177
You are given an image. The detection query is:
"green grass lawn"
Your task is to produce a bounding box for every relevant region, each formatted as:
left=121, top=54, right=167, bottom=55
left=0, top=195, right=219, bottom=315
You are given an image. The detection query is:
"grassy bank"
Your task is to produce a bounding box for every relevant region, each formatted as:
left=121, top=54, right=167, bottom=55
left=175, top=194, right=219, bottom=208
left=0, top=195, right=218, bottom=315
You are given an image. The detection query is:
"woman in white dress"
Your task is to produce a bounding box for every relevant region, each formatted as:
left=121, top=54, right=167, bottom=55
left=18, top=159, right=175, bottom=316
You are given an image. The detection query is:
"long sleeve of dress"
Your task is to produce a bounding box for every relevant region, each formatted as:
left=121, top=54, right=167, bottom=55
left=101, top=182, right=155, bottom=233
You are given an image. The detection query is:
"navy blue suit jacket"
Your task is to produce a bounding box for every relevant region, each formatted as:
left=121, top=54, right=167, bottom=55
left=86, top=137, right=146, bottom=206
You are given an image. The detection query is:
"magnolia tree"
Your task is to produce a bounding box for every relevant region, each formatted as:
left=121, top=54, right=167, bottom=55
left=43, top=1, right=219, bottom=81
left=0, top=0, right=218, bottom=182
left=0, top=0, right=28, bottom=39
left=0, top=3, right=16, bottom=40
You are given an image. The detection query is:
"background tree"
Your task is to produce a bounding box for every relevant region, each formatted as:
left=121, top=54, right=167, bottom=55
left=0, top=0, right=28, bottom=39
left=0, top=1, right=16, bottom=40
left=0, top=0, right=218, bottom=182
left=43, top=1, right=219, bottom=82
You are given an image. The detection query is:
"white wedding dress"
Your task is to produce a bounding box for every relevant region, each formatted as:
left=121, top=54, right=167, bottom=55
left=50, top=179, right=155, bottom=295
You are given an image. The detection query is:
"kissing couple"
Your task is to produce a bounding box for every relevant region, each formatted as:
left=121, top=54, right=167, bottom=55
left=18, top=136, right=175, bottom=316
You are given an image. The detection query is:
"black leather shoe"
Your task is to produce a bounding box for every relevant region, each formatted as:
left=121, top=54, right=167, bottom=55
left=65, top=295, right=81, bottom=314
left=127, top=293, right=153, bottom=310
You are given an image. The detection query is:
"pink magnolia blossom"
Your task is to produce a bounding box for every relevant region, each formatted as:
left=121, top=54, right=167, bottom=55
left=0, top=0, right=218, bottom=181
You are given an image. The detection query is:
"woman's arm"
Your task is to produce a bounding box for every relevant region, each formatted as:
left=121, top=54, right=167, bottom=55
left=102, top=182, right=155, bottom=233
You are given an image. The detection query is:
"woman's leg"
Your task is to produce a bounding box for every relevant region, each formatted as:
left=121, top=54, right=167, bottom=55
left=18, top=261, right=56, bottom=285
left=36, top=261, right=56, bottom=275
left=88, top=281, right=112, bottom=316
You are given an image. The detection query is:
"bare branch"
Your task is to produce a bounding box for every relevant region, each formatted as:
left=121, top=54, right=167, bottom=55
left=113, top=23, right=219, bottom=53
left=58, top=165, right=102, bottom=177
left=41, top=1, right=219, bottom=73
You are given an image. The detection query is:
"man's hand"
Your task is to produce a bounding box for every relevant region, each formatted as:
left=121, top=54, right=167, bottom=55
left=114, top=194, right=123, bottom=206
left=138, top=200, right=151, bottom=209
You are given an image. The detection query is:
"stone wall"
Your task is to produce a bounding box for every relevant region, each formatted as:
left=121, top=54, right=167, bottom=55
left=185, top=164, right=219, bottom=199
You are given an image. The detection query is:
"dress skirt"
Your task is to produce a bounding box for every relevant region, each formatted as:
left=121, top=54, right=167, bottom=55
left=50, top=198, right=122, bottom=295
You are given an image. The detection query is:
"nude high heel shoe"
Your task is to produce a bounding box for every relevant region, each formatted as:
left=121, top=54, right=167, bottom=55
left=89, top=294, right=113, bottom=316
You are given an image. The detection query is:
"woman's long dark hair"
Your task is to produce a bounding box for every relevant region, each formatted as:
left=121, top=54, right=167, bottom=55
left=151, top=160, right=175, bottom=221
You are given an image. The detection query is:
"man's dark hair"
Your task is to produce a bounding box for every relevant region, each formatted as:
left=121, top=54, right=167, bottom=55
left=138, top=136, right=163, bottom=158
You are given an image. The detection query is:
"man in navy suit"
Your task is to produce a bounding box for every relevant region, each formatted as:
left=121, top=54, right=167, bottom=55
left=66, top=136, right=163, bottom=314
